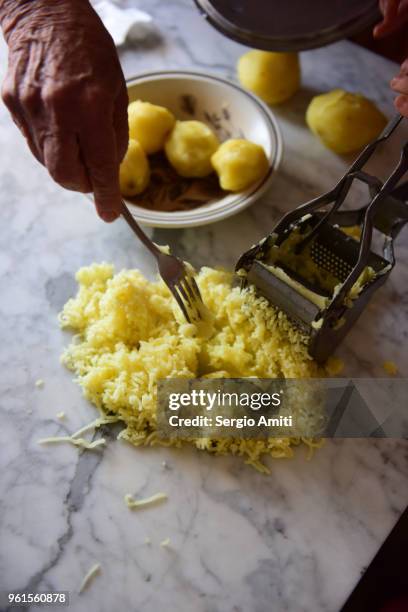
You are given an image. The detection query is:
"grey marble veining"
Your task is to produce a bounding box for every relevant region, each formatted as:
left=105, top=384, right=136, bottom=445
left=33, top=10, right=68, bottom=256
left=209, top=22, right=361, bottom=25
left=0, top=1, right=407, bottom=611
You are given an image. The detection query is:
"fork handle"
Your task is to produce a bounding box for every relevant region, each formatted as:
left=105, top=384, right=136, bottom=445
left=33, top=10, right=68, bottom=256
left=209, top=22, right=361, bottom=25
left=121, top=201, right=161, bottom=258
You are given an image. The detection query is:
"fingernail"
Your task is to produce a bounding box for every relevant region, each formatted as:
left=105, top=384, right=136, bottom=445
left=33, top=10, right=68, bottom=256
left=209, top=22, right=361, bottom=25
left=99, top=210, right=119, bottom=223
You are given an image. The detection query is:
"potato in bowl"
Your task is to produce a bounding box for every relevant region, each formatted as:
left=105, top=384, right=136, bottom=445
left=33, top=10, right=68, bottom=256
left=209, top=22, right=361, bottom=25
left=120, top=71, right=283, bottom=228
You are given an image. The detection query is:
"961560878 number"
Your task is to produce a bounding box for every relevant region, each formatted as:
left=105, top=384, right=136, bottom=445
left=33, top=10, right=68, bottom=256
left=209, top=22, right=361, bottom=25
left=1, top=592, right=69, bottom=607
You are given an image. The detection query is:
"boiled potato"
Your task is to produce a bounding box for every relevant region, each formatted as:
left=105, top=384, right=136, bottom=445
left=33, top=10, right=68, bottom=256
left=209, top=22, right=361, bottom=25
left=237, top=50, right=300, bottom=104
left=119, top=139, right=150, bottom=197
left=164, top=120, right=220, bottom=178
left=128, top=100, right=175, bottom=154
left=211, top=139, right=269, bottom=192
left=306, top=89, right=387, bottom=154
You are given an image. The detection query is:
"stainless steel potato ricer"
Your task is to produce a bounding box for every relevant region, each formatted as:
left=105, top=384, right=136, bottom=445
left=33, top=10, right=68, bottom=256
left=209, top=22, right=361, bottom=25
left=236, top=115, right=408, bottom=363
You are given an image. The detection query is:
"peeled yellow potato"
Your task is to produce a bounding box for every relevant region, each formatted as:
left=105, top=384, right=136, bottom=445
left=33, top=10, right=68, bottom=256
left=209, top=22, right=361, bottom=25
left=306, top=89, right=387, bottom=154
left=164, top=120, right=220, bottom=178
left=237, top=50, right=300, bottom=105
left=211, top=139, right=269, bottom=192
left=128, top=100, right=175, bottom=154
left=119, top=139, right=150, bottom=197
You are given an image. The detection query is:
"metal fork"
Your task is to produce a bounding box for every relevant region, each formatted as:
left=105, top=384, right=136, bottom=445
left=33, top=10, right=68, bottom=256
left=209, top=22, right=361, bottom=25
left=121, top=201, right=203, bottom=323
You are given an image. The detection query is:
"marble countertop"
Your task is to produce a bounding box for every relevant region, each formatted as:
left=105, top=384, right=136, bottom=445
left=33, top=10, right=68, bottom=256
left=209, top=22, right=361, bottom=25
left=0, top=1, right=407, bottom=611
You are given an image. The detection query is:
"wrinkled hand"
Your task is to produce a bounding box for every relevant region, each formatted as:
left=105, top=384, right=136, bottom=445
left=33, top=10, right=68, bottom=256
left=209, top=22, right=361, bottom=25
left=0, top=0, right=128, bottom=221
left=374, top=0, right=408, bottom=117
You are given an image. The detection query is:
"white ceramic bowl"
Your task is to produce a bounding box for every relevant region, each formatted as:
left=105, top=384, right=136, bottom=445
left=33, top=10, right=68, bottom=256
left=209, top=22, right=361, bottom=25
left=125, top=70, right=283, bottom=228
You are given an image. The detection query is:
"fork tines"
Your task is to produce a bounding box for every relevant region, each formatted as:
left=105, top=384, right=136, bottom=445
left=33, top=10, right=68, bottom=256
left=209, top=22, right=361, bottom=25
left=172, top=274, right=203, bottom=324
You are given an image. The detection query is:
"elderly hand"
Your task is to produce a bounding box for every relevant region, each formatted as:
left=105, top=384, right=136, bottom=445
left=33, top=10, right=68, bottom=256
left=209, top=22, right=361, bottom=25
left=0, top=0, right=128, bottom=221
left=374, top=0, right=408, bottom=117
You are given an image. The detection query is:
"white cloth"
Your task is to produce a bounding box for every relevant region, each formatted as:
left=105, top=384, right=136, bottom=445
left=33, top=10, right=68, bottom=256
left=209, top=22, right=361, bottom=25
left=93, top=1, right=153, bottom=46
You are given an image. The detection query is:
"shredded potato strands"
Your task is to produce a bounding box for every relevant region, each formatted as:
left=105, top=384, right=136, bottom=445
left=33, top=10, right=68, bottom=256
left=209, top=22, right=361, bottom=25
left=124, top=492, right=168, bottom=509
left=59, top=264, right=327, bottom=472
left=160, top=538, right=171, bottom=548
left=38, top=416, right=121, bottom=450
left=39, top=436, right=106, bottom=449
left=79, top=563, right=101, bottom=594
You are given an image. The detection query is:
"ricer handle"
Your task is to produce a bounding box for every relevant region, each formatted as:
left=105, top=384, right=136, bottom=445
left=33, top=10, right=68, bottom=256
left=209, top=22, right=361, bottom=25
left=329, top=140, right=408, bottom=314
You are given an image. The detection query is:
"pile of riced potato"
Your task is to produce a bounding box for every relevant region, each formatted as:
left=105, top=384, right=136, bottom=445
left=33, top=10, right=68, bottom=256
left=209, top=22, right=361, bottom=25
left=59, top=265, right=331, bottom=472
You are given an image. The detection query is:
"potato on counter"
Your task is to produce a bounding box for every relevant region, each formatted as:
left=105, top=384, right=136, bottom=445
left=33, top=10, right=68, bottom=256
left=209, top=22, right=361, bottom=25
left=119, top=139, right=150, bottom=196
left=128, top=100, right=175, bottom=154
left=164, top=120, right=220, bottom=178
left=237, top=50, right=300, bottom=104
left=211, top=139, right=269, bottom=192
left=306, top=89, right=387, bottom=154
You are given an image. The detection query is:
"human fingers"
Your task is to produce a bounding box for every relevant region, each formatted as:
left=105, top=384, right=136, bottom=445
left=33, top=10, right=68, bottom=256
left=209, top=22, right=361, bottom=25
left=374, top=0, right=401, bottom=37
left=1, top=56, right=44, bottom=162
left=394, top=94, right=408, bottom=116
left=79, top=97, right=121, bottom=222
left=113, top=81, right=129, bottom=164
left=43, top=131, right=92, bottom=193
left=391, top=59, right=408, bottom=93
